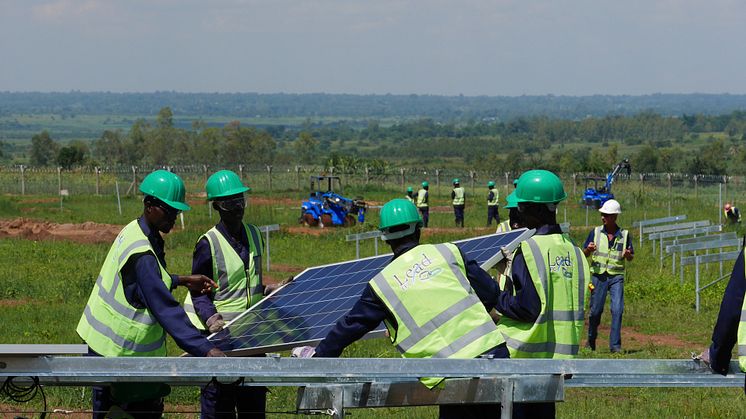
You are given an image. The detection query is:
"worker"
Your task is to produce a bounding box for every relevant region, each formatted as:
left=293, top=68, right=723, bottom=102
left=451, top=178, right=465, bottom=227
left=582, top=199, right=633, bottom=353
left=697, top=246, right=746, bottom=391
left=495, top=169, right=589, bottom=419
left=416, top=181, right=429, bottom=228
left=405, top=186, right=415, bottom=203
left=486, top=180, right=500, bottom=226
left=496, top=180, right=521, bottom=233
left=292, top=199, right=509, bottom=418
left=76, top=170, right=225, bottom=419
left=724, top=203, right=741, bottom=224
left=184, top=170, right=285, bottom=419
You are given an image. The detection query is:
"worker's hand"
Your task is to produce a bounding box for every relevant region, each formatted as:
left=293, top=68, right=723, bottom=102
left=206, top=348, right=227, bottom=357
left=623, top=248, right=633, bottom=260
left=206, top=313, right=225, bottom=334
left=264, top=276, right=294, bottom=296
left=179, top=274, right=218, bottom=294
left=584, top=242, right=597, bottom=256
left=693, top=349, right=711, bottom=367
left=291, top=346, right=316, bottom=358
left=500, top=246, right=514, bottom=263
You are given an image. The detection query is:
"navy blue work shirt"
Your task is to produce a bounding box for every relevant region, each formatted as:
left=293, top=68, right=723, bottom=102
left=119, top=217, right=214, bottom=357
left=582, top=225, right=634, bottom=256
left=191, top=221, right=254, bottom=323
left=488, top=190, right=496, bottom=203
left=494, top=224, right=569, bottom=323
left=709, top=249, right=746, bottom=375
left=314, top=240, right=500, bottom=357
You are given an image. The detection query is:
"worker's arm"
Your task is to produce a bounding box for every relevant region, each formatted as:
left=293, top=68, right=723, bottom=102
left=451, top=190, right=455, bottom=200
left=191, top=237, right=219, bottom=323
left=709, top=249, right=746, bottom=375
left=494, top=250, right=541, bottom=322
left=458, top=247, right=499, bottom=311
left=314, top=285, right=389, bottom=357
left=487, top=191, right=494, bottom=203
left=582, top=230, right=596, bottom=257
left=624, top=231, right=635, bottom=261
left=123, top=253, right=216, bottom=357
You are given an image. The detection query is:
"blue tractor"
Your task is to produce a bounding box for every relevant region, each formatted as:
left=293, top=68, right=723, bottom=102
left=300, top=176, right=367, bottom=227
left=582, top=159, right=631, bottom=209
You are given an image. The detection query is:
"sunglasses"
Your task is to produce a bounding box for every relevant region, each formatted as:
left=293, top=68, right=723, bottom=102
left=155, top=202, right=181, bottom=218
left=215, top=196, right=247, bottom=212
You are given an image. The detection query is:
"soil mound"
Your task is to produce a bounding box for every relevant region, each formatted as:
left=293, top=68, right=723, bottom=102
left=0, top=218, right=122, bottom=244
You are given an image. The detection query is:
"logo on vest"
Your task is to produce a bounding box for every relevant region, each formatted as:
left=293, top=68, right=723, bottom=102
left=549, top=252, right=574, bottom=279
left=392, top=253, right=442, bottom=290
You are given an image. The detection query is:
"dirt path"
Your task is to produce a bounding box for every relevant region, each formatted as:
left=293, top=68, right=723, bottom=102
left=0, top=218, right=122, bottom=244
left=588, top=323, right=698, bottom=353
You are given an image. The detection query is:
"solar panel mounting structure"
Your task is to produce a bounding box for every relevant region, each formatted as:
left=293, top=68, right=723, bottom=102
left=209, top=228, right=534, bottom=356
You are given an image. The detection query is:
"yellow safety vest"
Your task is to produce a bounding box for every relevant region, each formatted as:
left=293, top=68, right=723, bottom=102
left=369, top=243, right=505, bottom=388
left=497, top=234, right=589, bottom=358
left=487, top=189, right=499, bottom=206
left=184, top=223, right=264, bottom=330
left=590, top=227, right=628, bottom=276
left=76, top=220, right=171, bottom=357
left=737, top=258, right=746, bottom=372
left=405, top=195, right=415, bottom=203
left=452, top=187, right=465, bottom=205
left=417, top=189, right=429, bottom=208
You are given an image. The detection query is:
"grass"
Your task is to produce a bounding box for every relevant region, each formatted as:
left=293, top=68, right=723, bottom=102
left=1, top=179, right=746, bottom=417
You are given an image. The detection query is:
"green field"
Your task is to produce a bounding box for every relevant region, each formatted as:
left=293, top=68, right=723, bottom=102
left=1, top=179, right=745, bottom=417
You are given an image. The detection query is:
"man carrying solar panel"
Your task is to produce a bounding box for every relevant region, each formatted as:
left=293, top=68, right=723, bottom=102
left=292, top=198, right=509, bottom=418
left=184, top=170, right=285, bottom=419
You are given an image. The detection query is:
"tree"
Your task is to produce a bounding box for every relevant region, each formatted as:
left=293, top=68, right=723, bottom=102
left=293, top=132, right=318, bottom=164
left=30, top=130, right=59, bottom=166
left=57, top=141, right=88, bottom=168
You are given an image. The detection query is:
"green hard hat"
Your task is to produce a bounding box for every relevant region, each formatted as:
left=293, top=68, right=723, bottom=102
left=206, top=170, right=250, bottom=200
left=487, top=181, right=496, bottom=187
left=505, top=191, right=518, bottom=209
left=407, top=186, right=413, bottom=192
left=139, top=170, right=191, bottom=211
left=514, top=170, right=567, bottom=204
left=421, top=181, right=429, bottom=188
left=452, top=178, right=460, bottom=184
left=379, top=198, right=423, bottom=241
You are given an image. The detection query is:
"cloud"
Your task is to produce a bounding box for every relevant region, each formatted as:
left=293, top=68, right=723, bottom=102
left=31, top=0, right=109, bottom=23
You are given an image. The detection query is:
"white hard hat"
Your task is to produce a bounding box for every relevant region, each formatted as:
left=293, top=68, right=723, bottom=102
left=599, top=199, right=622, bottom=214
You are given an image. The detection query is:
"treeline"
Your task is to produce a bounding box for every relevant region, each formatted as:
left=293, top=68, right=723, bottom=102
left=17, top=107, right=746, bottom=176
left=3, top=91, right=746, bottom=120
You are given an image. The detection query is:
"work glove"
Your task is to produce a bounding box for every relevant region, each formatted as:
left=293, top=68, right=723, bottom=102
left=692, top=349, right=711, bottom=369
left=179, top=274, right=218, bottom=294
left=264, top=276, right=295, bottom=296
left=206, top=313, right=226, bottom=334
left=291, top=346, right=316, bottom=358
left=496, top=246, right=513, bottom=275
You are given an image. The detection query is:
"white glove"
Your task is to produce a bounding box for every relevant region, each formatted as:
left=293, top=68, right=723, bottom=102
left=206, top=313, right=226, bottom=334
left=500, top=246, right=514, bottom=264
left=291, top=346, right=316, bottom=358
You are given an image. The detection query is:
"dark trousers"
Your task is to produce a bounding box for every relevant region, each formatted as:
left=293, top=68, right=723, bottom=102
left=487, top=206, right=500, bottom=226
left=419, top=207, right=429, bottom=227
left=92, top=385, right=164, bottom=419
left=453, top=205, right=465, bottom=227
left=201, top=380, right=267, bottom=419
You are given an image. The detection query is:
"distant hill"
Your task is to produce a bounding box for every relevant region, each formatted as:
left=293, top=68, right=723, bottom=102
left=1, top=92, right=746, bottom=121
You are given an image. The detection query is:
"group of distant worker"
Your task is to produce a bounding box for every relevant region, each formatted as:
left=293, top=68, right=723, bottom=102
left=75, top=166, right=746, bottom=419
left=404, top=178, right=502, bottom=228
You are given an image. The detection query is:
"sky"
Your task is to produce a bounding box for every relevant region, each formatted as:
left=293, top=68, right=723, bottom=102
left=1, top=0, right=745, bottom=96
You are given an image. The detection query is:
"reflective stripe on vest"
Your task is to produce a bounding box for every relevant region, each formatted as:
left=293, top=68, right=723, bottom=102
left=76, top=220, right=170, bottom=357
left=496, top=221, right=511, bottom=234
left=369, top=243, right=504, bottom=388
left=737, top=260, right=746, bottom=372
left=417, top=189, right=428, bottom=208
left=452, top=187, right=465, bottom=205
left=590, top=227, right=627, bottom=275
left=185, top=224, right=264, bottom=329
left=496, top=235, right=589, bottom=359
left=487, top=190, right=499, bottom=206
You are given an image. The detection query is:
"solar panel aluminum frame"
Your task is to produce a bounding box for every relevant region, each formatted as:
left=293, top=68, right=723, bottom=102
left=210, top=228, right=535, bottom=357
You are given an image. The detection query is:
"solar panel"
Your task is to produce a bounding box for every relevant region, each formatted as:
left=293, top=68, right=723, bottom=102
left=209, top=228, right=534, bottom=356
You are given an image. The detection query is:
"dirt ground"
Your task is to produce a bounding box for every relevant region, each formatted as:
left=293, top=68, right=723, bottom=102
left=0, top=218, right=122, bottom=244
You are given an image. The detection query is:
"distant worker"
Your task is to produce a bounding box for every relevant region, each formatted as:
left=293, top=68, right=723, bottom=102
left=724, top=203, right=741, bottom=224
left=293, top=199, right=509, bottom=418
left=697, top=246, right=746, bottom=388
left=76, top=170, right=225, bottom=419
left=416, top=181, right=429, bottom=228
left=405, top=186, right=415, bottom=203
left=496, top=180, right=520, bottom=233
left=583, top=199, right=633, bottom=353
left=486, top=181, right=500, bottom=226
left=451, top=178, right=465, bottom=227
left=184, top=170, right=285, bottom=419
left=495, top=170, right=589, bottom=419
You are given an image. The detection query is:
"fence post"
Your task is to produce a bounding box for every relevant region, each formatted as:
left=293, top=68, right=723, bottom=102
left=400, top=168, right=405, bottom=188
left=203, top=164, right=209, bottom=184
left=238, top=164, right=244, bottom=180
left=667, top=173, right=672, bottom=216
left=724, top=175, right=728, bottom=206
left=57, top=166, right=62, bottom=195
left=572, top=173, right=577, bottom=197
left=267, top=165, right=273, bottom=193
left=296, top=165, right=301, bottom=190
left=470, top=170, right=476, bottom=195
left=435, top=169, right=441, bottom=197
left=694, top=175, right=698, bottom=199
left=20, top=165, right=25, bottom=195
left=131, top=166, right=138, bottom=196
left=365, top=166, right=370, bottom=185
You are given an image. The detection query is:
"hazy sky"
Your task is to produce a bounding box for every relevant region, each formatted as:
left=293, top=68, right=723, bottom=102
left=1, top=0, right=745, bottom=96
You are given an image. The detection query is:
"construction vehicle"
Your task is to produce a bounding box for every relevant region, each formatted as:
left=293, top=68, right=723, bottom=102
left=582, top=159, right=631, bottom=209
left=300, top=176, right=367, bottom=227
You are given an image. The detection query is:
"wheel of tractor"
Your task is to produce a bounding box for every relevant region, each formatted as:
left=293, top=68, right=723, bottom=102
left=344, top=214, right=357, bottom=227
left=303, top=214, right=318, bottom=226
left=320, top=214, right=333, bottom=227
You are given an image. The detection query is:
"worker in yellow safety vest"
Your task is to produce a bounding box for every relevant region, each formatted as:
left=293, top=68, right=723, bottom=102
left=292, top=199, right=509, bottom=418
left=495, top=170, right=590, bottom=419
left=451, top=178, right=466, bottom=227
left=487, top=180, right=500, bottom=226
left=416, top=181, right=429, bottom=227
left=76, top=170, right=224, bottom=419
left=405, top=186, right=415, bottom=203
